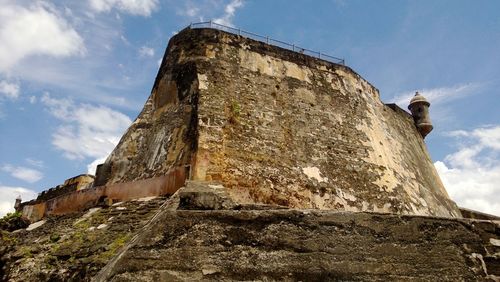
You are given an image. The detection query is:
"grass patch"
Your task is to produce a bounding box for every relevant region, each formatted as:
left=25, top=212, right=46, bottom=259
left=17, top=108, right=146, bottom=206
left=19, top=246, right=33, bottom=258
left=96, top=234, right=131, bottom=263
left=229, top=100, right=242, bottom=124
left=50, top=234, right=61, bottom=243
left=1, top=230, right=18, bottom=244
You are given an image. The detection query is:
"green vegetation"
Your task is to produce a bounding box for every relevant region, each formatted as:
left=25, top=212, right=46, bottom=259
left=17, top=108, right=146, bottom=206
left=0, top=212, right=29, bottom=231
left=1, top=212, right=22, bottom=221
left=19, top=246, right=33, bottom=258
left=0, top=230, right=17, bottom=244
left=73, top=219, right=91, bottom=229
left=231, top=101, right=241, bottom=115
left=50, top=234, right=61, bottom=243
left=47, top=207, right=131, bottom=272
left=2, top=198, right=163, bottom=279
left=96, top=234, right=131, bottom=263
left=229, top=100, right=242, bottom=124
left=44, top=255, right=58, bottom=268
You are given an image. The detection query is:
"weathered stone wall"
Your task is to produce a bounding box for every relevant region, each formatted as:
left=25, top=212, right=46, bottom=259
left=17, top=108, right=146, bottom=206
left=31, top=174, right=96, bottom=205
left=461, top=207, right=500, bottom=221
left=187, top=28, right=459, bottom=216
left=64, top=174, right=95, bottom=191
left=100, top=35, right=200, bottom=185
left=99, top=28, right=459, bottom=217
left=36, top=183, right=77, bottom=202
left=21, top=167, right=187, bottom=222
left=94, top=187, right=500, bottom=281
left=21, top=202, right=46, bottom=223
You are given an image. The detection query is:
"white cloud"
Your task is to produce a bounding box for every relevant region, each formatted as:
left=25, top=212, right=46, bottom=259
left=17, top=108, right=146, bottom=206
left=435, top=125, right=500, bottom=216
left=0, top=2, right=85, bottom=72
left=0, top=186, right=38, bottom=217
left=40, top=92, right=73, bottom=119
left=25, top=158, right=44, bottom=168
left=176, top=2, right=200, bottom=18
left=213, top=0, right=244, bottom=27
left=390, top=83, right=480, bottom=109
left=185, top=6, right=199, bottom=17
left=41, top=93, right=132, bottom=161
left=0, top=2, right=151, bottom=110
left=177, top=0, right=244, bottom=27
left=1, top=164, right=44, bottom=183
left=89, top=0, right=159, bottom=16
left=0, top=80, right=20, bottom=99
left=139, top=46, right=155, bottom=57
left=120, top=34, right=130, bottom=45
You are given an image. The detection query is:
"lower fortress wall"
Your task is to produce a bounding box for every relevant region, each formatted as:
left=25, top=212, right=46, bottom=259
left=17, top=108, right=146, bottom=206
left=22, top=166, right=188, bottom=222
left=94, top=185, right=500, bottom=281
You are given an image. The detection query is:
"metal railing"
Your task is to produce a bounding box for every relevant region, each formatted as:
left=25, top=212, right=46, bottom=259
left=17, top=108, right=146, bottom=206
left=188, top=21, right=345, bottom=65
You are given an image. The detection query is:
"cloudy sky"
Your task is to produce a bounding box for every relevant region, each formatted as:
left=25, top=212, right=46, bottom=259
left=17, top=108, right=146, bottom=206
left=0, top=0, right=499, bottom=217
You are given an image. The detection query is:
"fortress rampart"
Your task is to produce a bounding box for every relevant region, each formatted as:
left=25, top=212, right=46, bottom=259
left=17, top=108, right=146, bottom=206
left=92, top=27, right=459, bottom=217
left=19, top=27, right=461, bottom=218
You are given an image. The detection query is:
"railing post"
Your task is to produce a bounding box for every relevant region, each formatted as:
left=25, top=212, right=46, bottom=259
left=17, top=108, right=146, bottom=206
left=238, top=28, right=241, bottom=36
left=319, top=51, right=321, bottom=59
left=209, top=20, right=212, bottom=28
left=266, top=36, right=269, bottom=44
left=292, top=44, right=295, bottom=51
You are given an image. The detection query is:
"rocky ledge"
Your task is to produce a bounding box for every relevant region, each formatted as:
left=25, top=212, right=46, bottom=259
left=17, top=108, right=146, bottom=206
left=1, top=197, right=168, bottom=281
left=2, top=183, right=499, bottom=281
left=97, top=182, right=500, bottom=281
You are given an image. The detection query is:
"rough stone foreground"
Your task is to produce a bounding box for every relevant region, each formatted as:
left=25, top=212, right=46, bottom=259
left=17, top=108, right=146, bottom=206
left=111, top=212, right=499, bottom=281
left=94, top=193, right=500, bottom=281
left=1, top=197, right=168, bottom=281
left=2, top=187, right=500, bottom=281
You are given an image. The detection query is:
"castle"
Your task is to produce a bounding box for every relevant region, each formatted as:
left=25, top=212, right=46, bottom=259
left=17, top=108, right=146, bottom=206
left=5, top=24, right=500, bottom=281
left=19, top=24, right=460, bottom=220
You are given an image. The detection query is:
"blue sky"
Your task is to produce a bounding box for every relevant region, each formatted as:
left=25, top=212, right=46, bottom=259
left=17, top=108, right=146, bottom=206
left=1, top=0, right=499, bottom=216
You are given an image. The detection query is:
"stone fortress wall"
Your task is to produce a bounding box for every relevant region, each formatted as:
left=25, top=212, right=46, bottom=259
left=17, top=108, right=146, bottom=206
left=18, top=27, right=468, bottom=221
left=94, top=27, right=459, bottom=217
left=19, top=169, right=187, bottom=222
